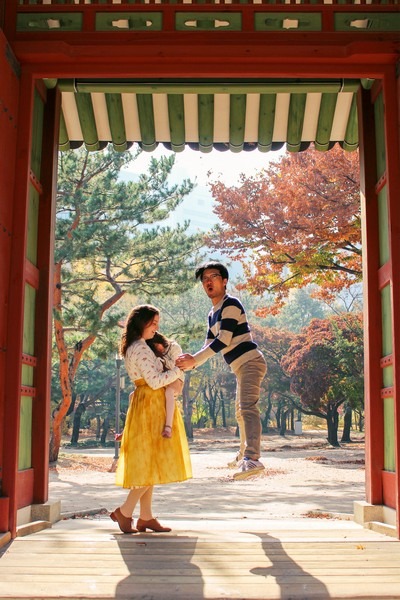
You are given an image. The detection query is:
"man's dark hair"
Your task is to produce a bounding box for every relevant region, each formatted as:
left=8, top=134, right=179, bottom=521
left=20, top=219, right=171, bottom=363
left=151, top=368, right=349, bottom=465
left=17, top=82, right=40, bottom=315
left=195, top=261, right=229, bottom=281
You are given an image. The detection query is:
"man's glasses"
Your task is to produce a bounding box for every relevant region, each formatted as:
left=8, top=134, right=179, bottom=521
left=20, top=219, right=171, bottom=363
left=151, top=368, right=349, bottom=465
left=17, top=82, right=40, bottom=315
left=202, top=273, right=222, bottom=283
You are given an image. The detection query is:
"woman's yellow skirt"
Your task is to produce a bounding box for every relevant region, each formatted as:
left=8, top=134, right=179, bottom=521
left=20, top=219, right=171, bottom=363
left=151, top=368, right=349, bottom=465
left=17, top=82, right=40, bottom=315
left=115, top=379, right=192, bottom=488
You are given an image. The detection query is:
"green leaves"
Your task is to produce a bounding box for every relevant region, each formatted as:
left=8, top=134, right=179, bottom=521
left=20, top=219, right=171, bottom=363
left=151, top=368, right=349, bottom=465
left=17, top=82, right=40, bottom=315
left=206, top=145, right=361, bottom=313
left=51, top=145, right=201, bottom=459
left=55, top=146, right=201, bottom=341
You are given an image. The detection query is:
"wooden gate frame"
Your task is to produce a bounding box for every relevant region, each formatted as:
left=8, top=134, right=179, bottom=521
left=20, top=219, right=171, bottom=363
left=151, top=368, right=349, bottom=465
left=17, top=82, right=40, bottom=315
left=0, top=1, right=399, bottom=538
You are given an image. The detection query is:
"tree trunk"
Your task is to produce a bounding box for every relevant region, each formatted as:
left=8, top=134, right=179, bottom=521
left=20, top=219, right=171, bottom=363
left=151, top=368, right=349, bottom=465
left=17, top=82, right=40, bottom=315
left=261, top=414, right=268, bottom=434
left=49, top=424, right=62, bottom=464
left=221, top=399, right=226, bottom=427
left=66, top=391, right=78, bottom=417
left=326, top=404, right=340, bottom=447
left=279, top=410, right=288, bottom=436
left=355, top=409, right=364, bottom=432
left=51, top=261, right=125, bottom=462
left=101, top=416, right=109, bottom=445
left=276, top=406, right=282, bottom=430
left=290, top=409, right=294, bottom=432
left=205, top=384, right=218, bottom=428
left=261, top=393, right=273, bottom=434
left=182, top=374, right=193, bottom=440
left=70, top=401, right=86, bottom=445
left=95, top=415, right=101, bottom=440
left=341, top=404, right=352, bottom=442
left=51, top=263, right=75, bottom=463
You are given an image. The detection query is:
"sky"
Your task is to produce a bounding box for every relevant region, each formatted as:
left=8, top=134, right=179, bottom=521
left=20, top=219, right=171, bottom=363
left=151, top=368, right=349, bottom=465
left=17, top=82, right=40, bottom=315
left=121, top=145, right=286, bottom=238
left=123, top=144, right=285, bottom=187
left=120, top=145, right=286, bottom=278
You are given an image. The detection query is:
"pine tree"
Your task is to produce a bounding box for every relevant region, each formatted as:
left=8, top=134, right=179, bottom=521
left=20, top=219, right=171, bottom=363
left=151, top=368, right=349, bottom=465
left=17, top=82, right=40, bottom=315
left=51, top=147, right=201, bottom=461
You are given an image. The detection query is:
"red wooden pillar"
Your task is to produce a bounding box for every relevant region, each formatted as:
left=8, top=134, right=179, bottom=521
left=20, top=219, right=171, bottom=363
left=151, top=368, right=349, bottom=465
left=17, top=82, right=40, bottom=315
left=2, top=72, right=59, bottom=535
left=0, top=30, right=20, bottom=534
left=358, top=85, right=384, bottom=507
left=359, top=63, right=400, bottom=537
left=32, top=86, right=60, bottom=504
left=3, top=68, right=35, bottom=537
left=383, top=65, right=400, bottom=534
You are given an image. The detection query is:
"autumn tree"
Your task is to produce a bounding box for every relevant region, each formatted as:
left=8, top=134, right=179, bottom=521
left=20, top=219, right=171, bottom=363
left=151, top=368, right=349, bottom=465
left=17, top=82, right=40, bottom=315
left=274, top=288, right=327, bottom=333
left=51, top=147, right=201, bottom=461
left=252, top=324, right=295, bottom=433
left=206, top=145, right=360, bottom=314
left=281, top=313, right=364, bottom=446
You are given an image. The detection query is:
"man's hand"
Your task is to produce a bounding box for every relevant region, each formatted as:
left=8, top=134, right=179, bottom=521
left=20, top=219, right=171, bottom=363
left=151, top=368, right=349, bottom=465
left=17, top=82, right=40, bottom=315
left=176, top=353, right=196, bottom=370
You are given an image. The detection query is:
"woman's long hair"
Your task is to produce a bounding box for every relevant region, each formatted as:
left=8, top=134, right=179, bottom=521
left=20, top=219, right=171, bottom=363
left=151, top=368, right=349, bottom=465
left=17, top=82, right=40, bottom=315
left=120, top=305, right=159, bottom=357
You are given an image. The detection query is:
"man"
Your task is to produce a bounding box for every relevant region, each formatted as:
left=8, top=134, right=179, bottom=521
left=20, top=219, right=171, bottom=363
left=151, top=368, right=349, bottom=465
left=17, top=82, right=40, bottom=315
left=176, top=261, right=267, bottom=479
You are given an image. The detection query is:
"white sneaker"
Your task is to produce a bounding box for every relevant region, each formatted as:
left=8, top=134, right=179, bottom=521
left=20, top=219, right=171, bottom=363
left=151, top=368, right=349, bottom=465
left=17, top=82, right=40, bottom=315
left=233, top=458, right=265, bottom=480
left=227, top=453, right=244, bottom=469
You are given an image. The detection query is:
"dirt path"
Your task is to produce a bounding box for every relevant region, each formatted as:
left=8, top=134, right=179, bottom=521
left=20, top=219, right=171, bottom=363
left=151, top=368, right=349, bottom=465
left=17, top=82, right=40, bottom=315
left=49, top=428, right=365, bottom=521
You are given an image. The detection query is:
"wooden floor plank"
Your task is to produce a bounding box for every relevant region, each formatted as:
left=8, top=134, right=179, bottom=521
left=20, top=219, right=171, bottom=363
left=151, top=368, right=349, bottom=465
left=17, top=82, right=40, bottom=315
left=6, top=541, right=400, bottom=552
left=2, top=565, right=400, bottom=577
left=2, top=554, right=400, bottom=565
left=1, top=581, right=400, bottom=600
left=2, top=572, right=400, bottom=584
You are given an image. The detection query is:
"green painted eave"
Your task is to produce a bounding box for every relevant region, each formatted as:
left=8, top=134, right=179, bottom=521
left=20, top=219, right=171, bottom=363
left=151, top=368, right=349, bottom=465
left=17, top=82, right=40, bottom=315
left=57, top=78, right=363, bottom=153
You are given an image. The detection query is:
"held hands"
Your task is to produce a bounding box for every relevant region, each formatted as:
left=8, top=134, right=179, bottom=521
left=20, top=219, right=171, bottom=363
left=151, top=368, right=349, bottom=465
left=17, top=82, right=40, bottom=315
left=176, top=353, right=196, bottom=371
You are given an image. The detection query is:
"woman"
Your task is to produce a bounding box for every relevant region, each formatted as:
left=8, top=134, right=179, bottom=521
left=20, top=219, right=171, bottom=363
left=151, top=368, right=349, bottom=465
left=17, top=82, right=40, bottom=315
left=110, top=304, right=192, bottom=534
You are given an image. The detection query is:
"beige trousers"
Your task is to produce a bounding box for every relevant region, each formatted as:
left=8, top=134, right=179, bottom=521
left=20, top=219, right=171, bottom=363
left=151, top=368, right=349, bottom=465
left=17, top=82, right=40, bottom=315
left=235, top=354, right=267, bottom=461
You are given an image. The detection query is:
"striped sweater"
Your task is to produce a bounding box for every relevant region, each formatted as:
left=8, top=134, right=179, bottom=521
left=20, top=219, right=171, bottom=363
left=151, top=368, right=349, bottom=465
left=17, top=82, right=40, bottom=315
left=193, top=294, right=262, bottom=373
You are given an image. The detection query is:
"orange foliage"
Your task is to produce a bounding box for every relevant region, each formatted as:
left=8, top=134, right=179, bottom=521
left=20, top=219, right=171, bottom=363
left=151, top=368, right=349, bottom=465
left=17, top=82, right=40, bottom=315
left=206, top=145, right=360, bottom=313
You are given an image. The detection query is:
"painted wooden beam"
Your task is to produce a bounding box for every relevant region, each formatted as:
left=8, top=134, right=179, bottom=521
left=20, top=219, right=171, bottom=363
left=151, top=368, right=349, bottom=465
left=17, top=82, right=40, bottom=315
left=198, top=93, right=214, bottom=153
left=105, top=92, right=127, bottom=152
left=229, top=93, right=246, bottom=152
left=167, top=94, right=185, bottom=153
left=342, top=93, right=358, bottom=152
left=59, top=109, right=70, bottom=151
left=286, top=92, right=307, bottom=152
left=136, top=93, right=157, bottom=152
left=31, top=88, right=44, bottom=179
left=67, top=79, right=361, bottom=95
left=315, top=92, right=337, bottom=152
left=74, top=93, right=100, bottom=152
left=258, top=93, right=276, bottom=152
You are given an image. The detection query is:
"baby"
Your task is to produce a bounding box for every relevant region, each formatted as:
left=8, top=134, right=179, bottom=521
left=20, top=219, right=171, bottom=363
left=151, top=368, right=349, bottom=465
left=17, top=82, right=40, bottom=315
left=147, top=332, right=184, bottom=438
